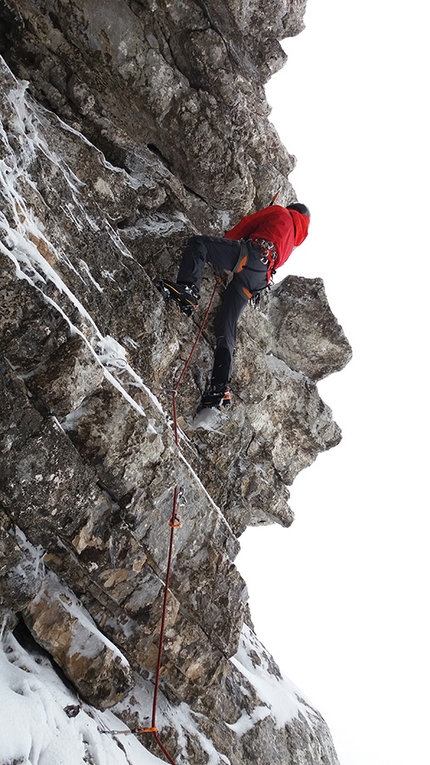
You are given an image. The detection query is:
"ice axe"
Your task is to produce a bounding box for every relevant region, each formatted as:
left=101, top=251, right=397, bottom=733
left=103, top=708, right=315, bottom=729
left=270, top=190, right=280, bottom=205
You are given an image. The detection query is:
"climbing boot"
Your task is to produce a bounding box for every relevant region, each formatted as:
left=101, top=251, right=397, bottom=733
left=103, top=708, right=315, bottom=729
left=156, top=279, right=199, bottom=316
left=199, top=384, right=231, bottom=410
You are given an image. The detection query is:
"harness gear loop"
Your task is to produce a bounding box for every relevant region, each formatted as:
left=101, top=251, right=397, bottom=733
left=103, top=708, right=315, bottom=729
left=251, top=238, right=278, bottom=262
left=250, top=238, right=278, bottom=286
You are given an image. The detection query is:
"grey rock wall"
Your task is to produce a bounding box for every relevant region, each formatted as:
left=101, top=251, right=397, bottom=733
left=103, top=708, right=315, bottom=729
left=0, top=0, right=297, bottom=212
left=0, top=2, right=349, bottom=763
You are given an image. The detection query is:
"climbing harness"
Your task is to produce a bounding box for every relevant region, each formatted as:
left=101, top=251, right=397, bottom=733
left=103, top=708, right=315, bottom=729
left=251, top=237, right=278, bottom=264
left=101, top=276, right=222, bottom=765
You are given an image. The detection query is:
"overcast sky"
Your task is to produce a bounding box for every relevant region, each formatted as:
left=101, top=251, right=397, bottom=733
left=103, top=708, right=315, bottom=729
left=237, top=2, right=430, bottom=764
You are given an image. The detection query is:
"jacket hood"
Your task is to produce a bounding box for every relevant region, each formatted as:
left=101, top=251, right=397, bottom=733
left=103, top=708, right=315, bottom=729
left=290, top=210, right=310, bottom=247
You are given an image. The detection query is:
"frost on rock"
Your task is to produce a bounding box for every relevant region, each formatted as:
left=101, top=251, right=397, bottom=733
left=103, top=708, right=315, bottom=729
left=0, top=1, right=349, bottom=762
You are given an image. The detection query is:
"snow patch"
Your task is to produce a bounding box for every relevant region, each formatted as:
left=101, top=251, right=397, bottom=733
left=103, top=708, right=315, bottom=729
left=225, top=705, right=270, bottom=736
left=125, top=212, right=188, bottom=238
left=79, top=258, right=104, bottom=292
left=230, top=624, right=316, bottom=731
left=14, top=527, right=46, bottom=581
left=266, top=353, right=305, bottom=381
left=188, top=406, right=226, bottom=433
left=0, top=632, right=164, bottom=765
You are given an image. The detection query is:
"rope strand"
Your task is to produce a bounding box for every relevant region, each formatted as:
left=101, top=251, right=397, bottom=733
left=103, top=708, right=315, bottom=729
left=149, top=277, right=221, bottom=762
left=172, top=277, right=222, bottom=445
left=151, top=486, right=179, bottom=730
left=101, top=277, right=221, bottom=764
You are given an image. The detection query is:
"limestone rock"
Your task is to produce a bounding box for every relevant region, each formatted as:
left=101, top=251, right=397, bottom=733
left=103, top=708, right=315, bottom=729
left=23, top=572, right=134, bottom=709
left=0, top=516, right=45, bottom=621
left=0, top=0, right=302, bottom=213
left=0, top=352, right=246, bottom=706
left=26, top=335, right=105, bottom=418
left=0, top=0, right=347, bottom=761
left=265, top=275, right=353, bottom=381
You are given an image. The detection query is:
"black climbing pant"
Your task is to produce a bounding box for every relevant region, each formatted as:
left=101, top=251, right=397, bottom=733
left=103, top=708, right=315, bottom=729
left=177, top=235, right=269, bottom=387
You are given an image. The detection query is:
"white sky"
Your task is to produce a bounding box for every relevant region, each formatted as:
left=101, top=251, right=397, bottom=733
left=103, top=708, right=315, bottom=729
left=237, top=2, right=430, bottom=764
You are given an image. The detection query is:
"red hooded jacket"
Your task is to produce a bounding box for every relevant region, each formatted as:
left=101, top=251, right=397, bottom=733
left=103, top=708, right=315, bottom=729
left=225, top=205, right=309, bottom=281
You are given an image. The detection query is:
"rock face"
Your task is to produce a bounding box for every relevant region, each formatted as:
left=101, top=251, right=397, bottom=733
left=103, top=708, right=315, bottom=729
left=23, top=572, right=134, bottom=710
left=0, top=0, right=307, bottom=214
left=0, top=2, right=350, bottom=763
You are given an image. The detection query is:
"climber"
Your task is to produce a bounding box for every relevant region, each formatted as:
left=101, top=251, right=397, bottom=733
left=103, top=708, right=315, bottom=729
left=157, top=202, right=310, bottom=408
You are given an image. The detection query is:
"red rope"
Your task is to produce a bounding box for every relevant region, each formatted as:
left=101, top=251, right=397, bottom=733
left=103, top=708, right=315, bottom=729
left=103, top=279, right=221, bottom=758
left=151, top=486, right=178, bottom=731
left=172, top=277, right=222, bottom=445
left=148, top=276, right=221, bottom=763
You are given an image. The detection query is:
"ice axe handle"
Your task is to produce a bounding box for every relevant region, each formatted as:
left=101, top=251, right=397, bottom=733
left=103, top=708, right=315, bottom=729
left=270, top=190, right=280, bottom=205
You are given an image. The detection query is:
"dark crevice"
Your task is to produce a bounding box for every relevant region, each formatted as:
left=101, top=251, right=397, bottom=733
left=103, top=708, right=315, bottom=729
left=182, top=183, right=208, bottom=204
left=147, top=142, right=172, bottom=170
left=12, top=615, right=82, bottom=698
left=48, top=11, right=62, bottom=32
left=0, top=2, right=24, bottom=52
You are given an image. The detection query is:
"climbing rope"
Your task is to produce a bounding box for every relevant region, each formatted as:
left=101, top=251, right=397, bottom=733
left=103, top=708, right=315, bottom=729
left=148, top=277, right=222, bottom=762
left=172, top=276, right=222, bottom=445
left=103, top=277, right=222, bottom=765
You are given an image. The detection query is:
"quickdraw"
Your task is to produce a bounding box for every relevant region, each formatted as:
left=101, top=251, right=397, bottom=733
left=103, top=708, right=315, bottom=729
left=252, top=237, right=278, bottom=267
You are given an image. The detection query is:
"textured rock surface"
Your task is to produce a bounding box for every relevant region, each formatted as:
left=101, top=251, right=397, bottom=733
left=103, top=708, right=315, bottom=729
left=0, top=0, right=305, bottom=214
left=0, top=2, right=350, bottom=763
left=0, top=516, right=45, bottom=624
left=23, top=572, right=134, bottom=710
